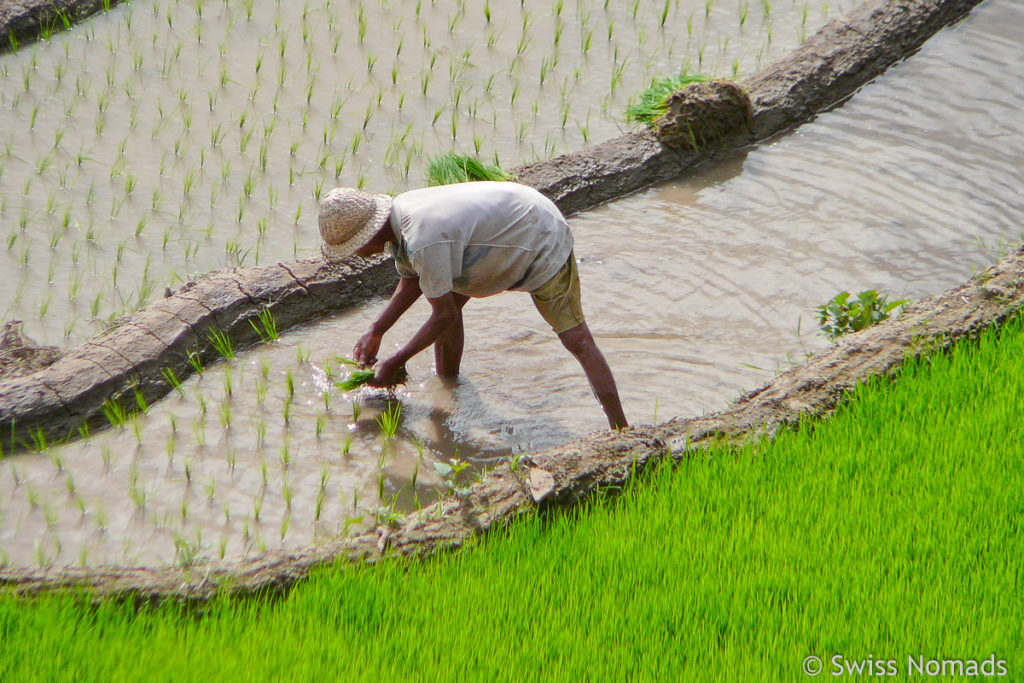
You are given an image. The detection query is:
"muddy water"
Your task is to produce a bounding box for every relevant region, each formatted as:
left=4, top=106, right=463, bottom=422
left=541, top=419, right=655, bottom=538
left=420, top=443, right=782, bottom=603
left=3, top=0, right=1024, bottom=569
left=0, top=0, right=842, bottom=348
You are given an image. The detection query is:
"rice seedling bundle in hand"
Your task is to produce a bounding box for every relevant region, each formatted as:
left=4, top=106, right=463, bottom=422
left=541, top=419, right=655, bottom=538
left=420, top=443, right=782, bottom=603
left=337, top=369, right=377, bottom=391
left=331, top=356, right=372, bottom=391
left=332, top=356, right=408, bottom=390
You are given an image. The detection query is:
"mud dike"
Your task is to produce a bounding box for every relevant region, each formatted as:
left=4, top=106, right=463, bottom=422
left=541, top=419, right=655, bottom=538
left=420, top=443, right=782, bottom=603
left=0, top=0, right=1001, bottom=597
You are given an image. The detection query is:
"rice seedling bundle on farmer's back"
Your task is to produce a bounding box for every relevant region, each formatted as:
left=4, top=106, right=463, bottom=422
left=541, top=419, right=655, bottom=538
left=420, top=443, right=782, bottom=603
left=424, top=153, right=511, bottom=186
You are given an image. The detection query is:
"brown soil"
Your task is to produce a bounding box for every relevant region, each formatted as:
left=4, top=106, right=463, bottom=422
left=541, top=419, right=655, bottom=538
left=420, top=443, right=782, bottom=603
left=0, top=321, right=61, bottom=382
left=654, top=80, right=752, bottom=152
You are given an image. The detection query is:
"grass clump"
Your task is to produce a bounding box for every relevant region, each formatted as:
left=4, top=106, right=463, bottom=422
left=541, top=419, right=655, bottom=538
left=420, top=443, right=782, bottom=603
left=626, top=72, right=709, bottom=125
left=424, top=153, right=511, bottom=187
left=818, top=289, right=908, bottom=340
left=376, top=402, right=401, bottom=439
left=249, top=308, right=279, bottom=343
left=207, top=327, right=235, bottom=360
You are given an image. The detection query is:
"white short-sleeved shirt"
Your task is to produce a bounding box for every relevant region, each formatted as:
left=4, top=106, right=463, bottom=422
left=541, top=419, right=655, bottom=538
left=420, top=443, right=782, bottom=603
left=388, top=182, right=574, bottom=299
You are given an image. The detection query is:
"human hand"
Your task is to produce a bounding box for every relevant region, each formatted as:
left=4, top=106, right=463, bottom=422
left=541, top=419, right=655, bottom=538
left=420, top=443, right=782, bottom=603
left=370, top=356, right=408, bottom=388
left=352, top=331, right=382, bottom=367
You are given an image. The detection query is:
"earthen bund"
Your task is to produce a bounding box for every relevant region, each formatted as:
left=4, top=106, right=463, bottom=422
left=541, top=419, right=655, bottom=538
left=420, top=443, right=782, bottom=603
left=2, top=0, right=1011, bottom=597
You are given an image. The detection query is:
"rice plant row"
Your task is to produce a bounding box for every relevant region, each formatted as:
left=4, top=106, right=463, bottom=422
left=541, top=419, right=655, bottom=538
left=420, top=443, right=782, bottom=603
left=0, top=330, right=475, bottom=568
left=0, top=0, right=844, bottom=348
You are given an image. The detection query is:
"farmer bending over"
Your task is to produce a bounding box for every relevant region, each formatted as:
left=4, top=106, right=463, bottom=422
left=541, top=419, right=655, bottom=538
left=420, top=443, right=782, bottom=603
left=318, top=182, right=628, bottom=430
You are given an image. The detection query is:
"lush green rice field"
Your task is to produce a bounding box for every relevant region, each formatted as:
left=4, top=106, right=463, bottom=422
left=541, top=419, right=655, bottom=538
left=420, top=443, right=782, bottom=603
left=2, top=315, right=1023, bottom=681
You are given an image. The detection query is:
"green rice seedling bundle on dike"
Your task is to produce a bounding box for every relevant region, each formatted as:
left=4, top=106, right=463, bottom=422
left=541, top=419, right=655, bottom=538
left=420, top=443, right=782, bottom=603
left=626, top=72, right=710, bottom=125
left=626, top=71, right=752, bottom=152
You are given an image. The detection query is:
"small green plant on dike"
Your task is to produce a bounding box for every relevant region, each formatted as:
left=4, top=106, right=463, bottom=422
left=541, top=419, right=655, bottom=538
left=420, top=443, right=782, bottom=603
left=817, top=289, right=908, bottom=340
left=626, top=72, right=709, bottom=126
left=207, top=326, right=235, bottom=360
left=249, top=308, right=279, bottom=343
left=424, top=153, right=511, bottom=187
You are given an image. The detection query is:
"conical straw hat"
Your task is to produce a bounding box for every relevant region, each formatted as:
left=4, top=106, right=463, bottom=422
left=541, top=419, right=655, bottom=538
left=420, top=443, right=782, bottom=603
left=318, top=187, right=394, bottom=262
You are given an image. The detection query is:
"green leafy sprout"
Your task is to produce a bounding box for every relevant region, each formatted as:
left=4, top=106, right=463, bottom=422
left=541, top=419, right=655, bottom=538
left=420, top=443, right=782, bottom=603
left=207, top=326, right=235, bottom=360
left=376, top=402, right=402, bottom=440
left=817, top=289, right=908, bottom=340
left=249, top=308, right=279, bottom=343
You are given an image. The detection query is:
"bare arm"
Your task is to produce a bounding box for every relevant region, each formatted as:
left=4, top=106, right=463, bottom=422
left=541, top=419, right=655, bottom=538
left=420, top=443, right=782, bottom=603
left=371, top=292, right=461, bottom=386
left=352, top=276, right=422, bottom=366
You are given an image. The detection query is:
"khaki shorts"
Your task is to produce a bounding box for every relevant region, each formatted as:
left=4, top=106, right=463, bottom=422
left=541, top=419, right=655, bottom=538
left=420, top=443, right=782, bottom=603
left=530, top=252, right=585, bottom=335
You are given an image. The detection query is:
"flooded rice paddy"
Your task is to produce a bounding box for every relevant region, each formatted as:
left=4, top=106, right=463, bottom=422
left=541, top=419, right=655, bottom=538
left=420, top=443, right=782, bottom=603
left=0, top=0, right=842, bottom=346
left=2, top=0, right=1024, bottom=568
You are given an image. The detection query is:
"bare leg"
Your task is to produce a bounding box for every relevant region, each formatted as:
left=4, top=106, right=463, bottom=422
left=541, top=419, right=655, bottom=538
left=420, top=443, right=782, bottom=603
left=435, top=293, right=470, bottom=377
left=558, top=322, right=628, bottom=430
